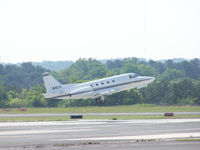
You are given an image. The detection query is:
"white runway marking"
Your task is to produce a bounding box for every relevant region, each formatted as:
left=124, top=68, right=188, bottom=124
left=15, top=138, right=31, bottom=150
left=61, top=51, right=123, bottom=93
left=54, top=132, right=200, bottom=142
left=0, top=129, right=97, bottom=136
left=0, top=121, right=106, bottom=127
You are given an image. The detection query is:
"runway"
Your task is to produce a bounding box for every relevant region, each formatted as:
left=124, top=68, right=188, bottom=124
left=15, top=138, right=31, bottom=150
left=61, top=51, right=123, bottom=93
left=0, top=119, right=200, bottom=150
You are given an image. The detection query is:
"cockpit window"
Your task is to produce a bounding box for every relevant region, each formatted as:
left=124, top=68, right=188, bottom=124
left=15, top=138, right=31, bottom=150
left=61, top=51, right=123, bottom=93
left=133, top=73, right=139, bottom=78
left=129, top=73, right=139, bottom=79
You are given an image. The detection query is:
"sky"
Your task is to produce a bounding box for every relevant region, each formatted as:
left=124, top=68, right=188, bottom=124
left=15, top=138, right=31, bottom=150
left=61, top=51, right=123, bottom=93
left=0, top=0, right=200, bottom=63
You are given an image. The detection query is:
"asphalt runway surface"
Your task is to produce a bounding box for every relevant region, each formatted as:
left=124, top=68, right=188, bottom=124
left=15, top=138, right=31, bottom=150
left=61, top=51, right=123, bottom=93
left=0, top=112, right=200, bottom=117
left=0, top=119, right=200, bottom=150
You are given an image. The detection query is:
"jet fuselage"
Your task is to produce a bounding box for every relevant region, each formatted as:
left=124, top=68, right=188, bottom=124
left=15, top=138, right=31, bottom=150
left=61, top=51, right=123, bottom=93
left=43, top=72, right=155, bottom=103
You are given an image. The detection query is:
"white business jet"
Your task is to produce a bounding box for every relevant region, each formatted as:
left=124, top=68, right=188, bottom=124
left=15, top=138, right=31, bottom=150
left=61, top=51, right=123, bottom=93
left=43, top=72, right=155, bottom=104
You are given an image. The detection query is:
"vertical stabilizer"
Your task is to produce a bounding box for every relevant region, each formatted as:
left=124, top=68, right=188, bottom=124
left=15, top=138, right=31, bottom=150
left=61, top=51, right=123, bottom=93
left=43, top=72, right=62, bottom=94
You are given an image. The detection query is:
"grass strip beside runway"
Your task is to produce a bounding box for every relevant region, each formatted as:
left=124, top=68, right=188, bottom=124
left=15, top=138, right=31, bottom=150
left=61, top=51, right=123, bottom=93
left=1, top=104, right=200, bottom=114
left=0, top=115, right=200, bottom=122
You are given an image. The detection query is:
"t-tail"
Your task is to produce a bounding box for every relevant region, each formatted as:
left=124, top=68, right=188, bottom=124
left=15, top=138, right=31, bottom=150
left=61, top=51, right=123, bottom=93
left=43, top=72, right=62, bottom=95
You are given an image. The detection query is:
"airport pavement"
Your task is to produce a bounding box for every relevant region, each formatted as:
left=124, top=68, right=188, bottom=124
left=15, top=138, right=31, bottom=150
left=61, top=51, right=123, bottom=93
left=0, top=119, right=200, bottom=150
left=0, top=112, right=200, bottom=117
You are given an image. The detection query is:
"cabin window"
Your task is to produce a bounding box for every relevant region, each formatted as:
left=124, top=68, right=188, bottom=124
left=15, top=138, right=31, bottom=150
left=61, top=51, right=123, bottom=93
left=101, top=82, right=104, bottom=85
left=107, top=81, right=109, bottom=84
left=129, top=75, right=133, bottom=79
left=96, top=83, right=98, bottom=86
left=112, top=80, right=115, bottom=83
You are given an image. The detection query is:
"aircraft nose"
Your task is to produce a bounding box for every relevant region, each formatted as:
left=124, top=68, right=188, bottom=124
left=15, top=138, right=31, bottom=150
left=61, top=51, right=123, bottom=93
left=136, top=76, right=155, bottom=89
left=141, top=76, right=155, bottom=84
left=149, top=77, right=155, bottom=82
left=146, top=76, right=155, bottom=84
left=139, top=76, right=155, bottom=81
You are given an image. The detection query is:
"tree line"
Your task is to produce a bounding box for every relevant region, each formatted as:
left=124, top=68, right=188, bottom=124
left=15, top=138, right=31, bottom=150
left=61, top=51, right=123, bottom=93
left=0, top=58, right=200, bottom=107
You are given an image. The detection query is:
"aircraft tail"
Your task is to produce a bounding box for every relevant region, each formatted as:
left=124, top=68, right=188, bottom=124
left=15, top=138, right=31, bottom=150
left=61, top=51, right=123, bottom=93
left=43, top=72, right=62, bottom=94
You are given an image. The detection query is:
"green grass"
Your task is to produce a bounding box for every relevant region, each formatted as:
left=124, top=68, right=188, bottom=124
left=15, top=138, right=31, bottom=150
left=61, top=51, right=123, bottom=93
left=1, top=104, right=200, bottom=114
left=84, top=115, right=200, bottom=120
left=0, top=115, right=200, bottom=122
left=0, top=105, right=199, bottom=122
left=0, top=116, right=70, bottom=122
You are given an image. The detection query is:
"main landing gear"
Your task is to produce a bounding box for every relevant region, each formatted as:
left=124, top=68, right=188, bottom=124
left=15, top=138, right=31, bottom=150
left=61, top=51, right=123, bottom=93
left=135, top=89, right=140, bottom=96
left=95, top=95, right=105, bottom=104
left=136, top=92, right=140, bottom=96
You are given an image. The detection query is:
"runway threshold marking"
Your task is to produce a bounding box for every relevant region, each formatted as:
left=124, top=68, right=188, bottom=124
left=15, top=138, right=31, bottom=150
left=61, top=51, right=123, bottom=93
left=53, top=132, right=200, bottom=142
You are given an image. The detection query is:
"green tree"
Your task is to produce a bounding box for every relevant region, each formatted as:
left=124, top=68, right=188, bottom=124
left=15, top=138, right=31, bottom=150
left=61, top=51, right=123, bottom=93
left=26, top=85, right=46, bottom=107
left=9, top=98, right=25, bottom=108
left=149, top=60, right=165, bottom=74
left=106, top=59, right=122, bottom=69
left=177, top=97, right=198, bottom=106
left=0, top=82, right=8, bottom=107
left=124, top=89, right=143, bottom=105
left=142, top=80, right=171, bottom=105
left=169, top=78, right=196, bottom=104
left=159, top=69, right=184, bottom=81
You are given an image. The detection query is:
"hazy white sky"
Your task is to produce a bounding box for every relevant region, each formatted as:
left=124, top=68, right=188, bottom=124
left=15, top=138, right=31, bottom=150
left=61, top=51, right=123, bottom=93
left=0, top=0, right=200, bottom=63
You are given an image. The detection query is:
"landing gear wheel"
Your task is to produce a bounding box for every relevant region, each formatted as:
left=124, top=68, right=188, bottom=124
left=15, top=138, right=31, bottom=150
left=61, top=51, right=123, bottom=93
left=96, top=98, right=102, bottom=104
left=100, top=99, right=105, bottom=104
left=95, top=96, right=105, bottom=104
